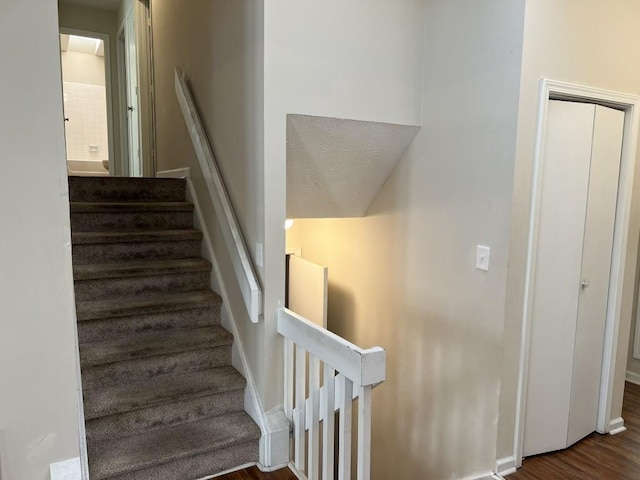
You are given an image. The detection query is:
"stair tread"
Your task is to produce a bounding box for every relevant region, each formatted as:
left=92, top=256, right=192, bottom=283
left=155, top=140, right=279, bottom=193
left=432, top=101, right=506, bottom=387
left=68, top=176, right=186, bottom=203
left=72, top=229, right=202, bottom=244
left=73, top=258, right=211, bottom=280
left=80, top=326, right=232, bottom=366
left=76, top=290, right=221, bottom=321
left=71, top=201, right=194, bottom=212
left=88, top=410, right=260, bottom=480
left=83, top=366, right=246, bottom=419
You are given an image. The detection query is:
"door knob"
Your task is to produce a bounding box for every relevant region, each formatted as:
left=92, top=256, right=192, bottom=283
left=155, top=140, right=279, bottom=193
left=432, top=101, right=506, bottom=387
left=581, top=280, right=590, bottom=289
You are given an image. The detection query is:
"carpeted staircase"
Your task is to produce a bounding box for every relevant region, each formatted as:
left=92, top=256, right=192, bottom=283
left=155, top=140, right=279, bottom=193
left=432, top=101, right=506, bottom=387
left=68, top=176, right=261, bottom=480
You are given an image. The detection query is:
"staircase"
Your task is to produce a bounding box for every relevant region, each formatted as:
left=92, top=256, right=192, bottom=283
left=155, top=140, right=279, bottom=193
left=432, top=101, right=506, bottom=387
left=69, top=176, right=260, bottom=480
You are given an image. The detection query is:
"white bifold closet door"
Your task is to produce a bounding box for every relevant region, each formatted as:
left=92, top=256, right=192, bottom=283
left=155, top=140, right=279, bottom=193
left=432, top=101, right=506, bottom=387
left=524, top=101, right=624, bottom=457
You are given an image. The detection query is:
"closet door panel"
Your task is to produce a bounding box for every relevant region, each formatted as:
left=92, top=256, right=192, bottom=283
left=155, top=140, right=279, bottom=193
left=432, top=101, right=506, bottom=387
left=567, top=105, right=624, bottom=446
left=524, top=101, right=595, bottom=456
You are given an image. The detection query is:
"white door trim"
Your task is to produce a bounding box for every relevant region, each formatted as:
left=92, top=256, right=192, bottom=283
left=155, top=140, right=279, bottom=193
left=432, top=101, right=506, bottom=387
left=513, top=79, right=640, bottom=467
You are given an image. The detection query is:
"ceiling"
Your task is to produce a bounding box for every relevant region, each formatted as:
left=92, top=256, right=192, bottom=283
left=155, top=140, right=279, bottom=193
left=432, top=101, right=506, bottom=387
left=59, top=0, right=121, bottom=12
left=60, top=34, right=105, bottom=57
left=287, top=115, right=420, bottom=218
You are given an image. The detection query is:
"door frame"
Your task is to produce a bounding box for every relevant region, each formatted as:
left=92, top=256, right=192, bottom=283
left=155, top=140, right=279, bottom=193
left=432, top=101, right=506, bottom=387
left=59, top=27, right=115, bottom=176
left=116, top=24, right=131, bottom=176
left=514, top=79, right=640, bottom=467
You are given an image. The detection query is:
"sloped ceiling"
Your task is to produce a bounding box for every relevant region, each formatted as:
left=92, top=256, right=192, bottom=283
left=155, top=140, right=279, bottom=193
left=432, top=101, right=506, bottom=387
left=287, top=114, right=420, bottom=218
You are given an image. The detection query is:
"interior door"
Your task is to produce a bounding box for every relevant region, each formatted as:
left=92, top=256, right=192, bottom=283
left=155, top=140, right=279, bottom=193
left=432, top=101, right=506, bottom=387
left=288, top=255, right=328, bottom=328
left=124, top=7, right=141, bottom=177
left=524, top=101, right=624, bottom=456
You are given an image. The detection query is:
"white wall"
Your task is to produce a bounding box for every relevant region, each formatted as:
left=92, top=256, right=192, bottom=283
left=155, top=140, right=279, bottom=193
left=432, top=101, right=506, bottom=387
left=498, top=0, right=640, bottom=462
left=61, top=50, right=106, bottom=86
left=150, top=0, right=270, bottom=403
left=286, top=1, right=525, bottom=478
left=264, top=0, right=426, bottom=411
left=0, top=1, right=81, bottom=479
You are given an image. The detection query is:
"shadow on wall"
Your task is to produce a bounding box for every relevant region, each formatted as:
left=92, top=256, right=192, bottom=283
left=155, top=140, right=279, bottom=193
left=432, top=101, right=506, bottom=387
left=327, top=283, right=356, bottom=341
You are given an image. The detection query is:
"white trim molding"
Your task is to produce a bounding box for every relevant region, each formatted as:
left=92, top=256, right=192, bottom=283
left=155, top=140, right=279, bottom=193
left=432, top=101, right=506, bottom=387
left=495, top=456, right=517, bottom=477
left=50, top=457, right=81, bottom=480
left=513, top=79, right=640, bottom=467
left=608, top=417, right=626, bottom=436
left=459, top=472, right=504, bottom=480
left=626, top=370, right=640, bottom=386
left=156, top=167, right=191, bottom=178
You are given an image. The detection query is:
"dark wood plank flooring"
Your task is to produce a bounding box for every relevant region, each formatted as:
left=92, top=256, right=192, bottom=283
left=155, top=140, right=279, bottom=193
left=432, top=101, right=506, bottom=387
left=217, top=384, right=640, bottom=479
left=509, top=381, right=640, bottom=479
left=214, top=466, right=298, bottom=480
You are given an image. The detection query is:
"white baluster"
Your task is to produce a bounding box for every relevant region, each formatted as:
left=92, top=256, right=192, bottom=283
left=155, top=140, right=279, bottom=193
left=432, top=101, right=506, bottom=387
left=308, top=355, right=321, bottom=479
left=323, top=366, right=336, bottom=480
left=338, top=375, right=353, bottom=480
left=285, top=339, right=294, bottom=420
left=295, top=346, right=307, bottom=472
left=357, top=386, right=372, bottom=480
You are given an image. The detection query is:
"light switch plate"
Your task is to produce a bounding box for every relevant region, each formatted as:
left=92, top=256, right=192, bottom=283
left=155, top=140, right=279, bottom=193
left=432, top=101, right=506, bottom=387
left=476, top=245, right=490, bottom=271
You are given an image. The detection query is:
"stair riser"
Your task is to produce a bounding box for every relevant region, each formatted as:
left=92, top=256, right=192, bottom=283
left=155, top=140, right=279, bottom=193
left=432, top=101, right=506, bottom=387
left=78, top=308, right=220, bottom=343
left=89, top=440, right=259, bottom=480
left=85, top=389, right=245, bottom=443
left=69, top=177, right=186, bottom=203
left=72, top=240, right=202, bottom=264
left=74, top=272, right=210, bottom=302
left=71, top=211, right=194, bottom=232
left=81, top=347, right=232, bottom=393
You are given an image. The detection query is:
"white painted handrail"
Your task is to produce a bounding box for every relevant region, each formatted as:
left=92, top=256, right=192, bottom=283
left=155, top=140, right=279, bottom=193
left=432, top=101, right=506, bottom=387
left=174, top=68, right=262, bottom=323
left=278, top=308, right=385, bottom=480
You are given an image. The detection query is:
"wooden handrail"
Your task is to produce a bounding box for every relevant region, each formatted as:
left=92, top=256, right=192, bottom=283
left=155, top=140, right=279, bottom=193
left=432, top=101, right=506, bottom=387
left=174, top=67, right=262, bottom=323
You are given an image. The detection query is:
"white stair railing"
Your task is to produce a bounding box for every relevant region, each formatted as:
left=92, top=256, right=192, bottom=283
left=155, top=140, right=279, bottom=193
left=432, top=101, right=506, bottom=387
left=278, top=308, right=386, bottom=480
left=174, top=67, right=262, bottom=323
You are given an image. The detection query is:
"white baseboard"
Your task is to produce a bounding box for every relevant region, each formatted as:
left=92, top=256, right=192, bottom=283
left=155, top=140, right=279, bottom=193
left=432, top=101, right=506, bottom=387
left=458, top=472, right=503, bottom=480
left=156, top=167, right=191, bottom=178
left=50, top=457, right=81, bottom=480
left=495, top=456, right=517, bottom=476
left=286, top=464, right=307, bottom=480
left=198, top=462, right=255, bottom=479
left=609, top=417, right=626, bottom=435
left=626, top=370, right=640, bottom=386
left=184, top=176, right=290, bottom=469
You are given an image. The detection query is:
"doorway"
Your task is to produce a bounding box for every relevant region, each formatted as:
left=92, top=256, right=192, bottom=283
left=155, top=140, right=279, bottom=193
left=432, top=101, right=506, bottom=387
left=514, top=80, right=640, bottom=467
left=524, top=100, right=623, bottom=456
left=60, top=30, right=114, bottom=176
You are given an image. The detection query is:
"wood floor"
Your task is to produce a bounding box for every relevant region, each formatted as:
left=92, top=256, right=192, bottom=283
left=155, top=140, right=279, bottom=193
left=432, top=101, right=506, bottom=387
left=214, top=466, right=298, bottom=480
left=509, top=381, right=640, bottom=479
left=217, top=383, right=640, bottom=480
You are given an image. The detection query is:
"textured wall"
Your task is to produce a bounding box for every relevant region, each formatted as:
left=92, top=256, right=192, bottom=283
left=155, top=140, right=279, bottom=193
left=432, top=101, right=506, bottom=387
left=287, top=1, right=525, bottom=478
left=286, top=115, right=419, bottom=218
left=264, top=0, right=426, bottom=410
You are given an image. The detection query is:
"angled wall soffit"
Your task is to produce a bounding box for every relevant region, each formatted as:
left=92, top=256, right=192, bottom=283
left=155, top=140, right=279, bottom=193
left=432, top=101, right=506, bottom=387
left=286, top=114, right=420, bottom=219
